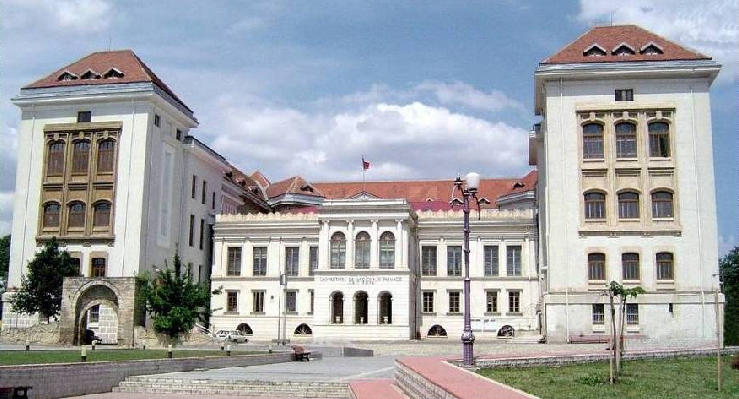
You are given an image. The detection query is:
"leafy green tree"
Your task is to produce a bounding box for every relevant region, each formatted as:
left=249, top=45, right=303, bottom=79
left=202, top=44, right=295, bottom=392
left=0, top=235, right=10, bottom=283
left=11, top=238, right=79, bottom=320
left=720, top=246, right=739, bottom=345
left=138, top=252, right=220, bottom=344
left=607, top=281, right=645, bottom=379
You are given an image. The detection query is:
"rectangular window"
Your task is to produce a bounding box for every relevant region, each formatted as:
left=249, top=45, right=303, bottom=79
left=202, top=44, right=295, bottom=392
left=484, top=245, right=499, bottom=276
left=226, top=291, right=238, bottom=313
left=191, top=175, right=197, bottom=199
left=309, top=246, right=318, bottom=276
left=622, top=253, right=640, bottom=280
left=212, top=192, right=216, bottom=210
left=176, top=129, right=182, bottom=141
left=70, top=257, right=81, bottom=275
left=91, top=258, right=106, bottom=277
left=421, top=246, right=437, bottom=276
left=508, top=291, right=521, bottom=313
left=626, top=304, right=639, bottom=325
left=588, top=253, right=606, bottom=281
left=154, top=114, right=161, bottom=127
left=253, top=247, right=267, bottom=276
left=309, top=290, right=314, bottom=314
left=88, top=305, right=100, bottom=323
left=506, top=246, right=522, bottom=276
left=583, top=123, right=604, bottom=159
left=486, top=291, right=498, bottom=313
left=422, top=291, right=434, bottom=313
left=592, top=304, right=605, bottom=325
left=615, top=89, right=633, bottom=101
left=286, top=247, right=299, bottom=276
left=199, top=218, right=204, bottom=250
left=656, top=252, right=674, bottom=280
left=252, top=291, right=264, bottom=313
left=226, top=247, right=241, bottom=276
left=649, top=122, right=671, bottom=157
left=188, top=215, right=195, bottom=247
left=448, top=291, right=460, bottom=313
left=202, top=181, right=207, bottom=204
left=447, top=246, right=462, bottom=276
left=77, top=111, right=92, bottom=123
left=285, top=290, right=297, bottom=313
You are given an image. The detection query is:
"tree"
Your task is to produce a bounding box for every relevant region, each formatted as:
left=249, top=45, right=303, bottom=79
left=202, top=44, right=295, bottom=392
left=720, top=246, right=739, bottom=345
left=138, top=252, right=220, bottom=344
left=607, top=281, right=645, bottom=380
left=0, top=235, right=10, bottom=283
left=11, top=238, right=79, bottom=320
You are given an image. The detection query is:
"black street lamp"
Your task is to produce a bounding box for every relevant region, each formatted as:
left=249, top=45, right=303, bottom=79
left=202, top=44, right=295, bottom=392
left=451, top=172, right=490, bottom=366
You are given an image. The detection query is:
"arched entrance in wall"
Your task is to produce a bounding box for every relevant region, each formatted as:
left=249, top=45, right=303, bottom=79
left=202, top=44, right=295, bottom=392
left=354, top=291, right=368, bottom=324
left=330, top=291, right=344, bottom=324
left=237, top=323, right=253, bottom=335
left=294, top=323, right=313, bottom=335
left=73, top=282, right=120, bottom=345
left=378, top=292, right=392, bottom=324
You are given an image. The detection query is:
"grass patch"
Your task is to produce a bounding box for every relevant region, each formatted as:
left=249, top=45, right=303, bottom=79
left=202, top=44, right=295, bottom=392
left=0, top=349, right=261, bottom=365
left=478, top=356, right=739, bottom=399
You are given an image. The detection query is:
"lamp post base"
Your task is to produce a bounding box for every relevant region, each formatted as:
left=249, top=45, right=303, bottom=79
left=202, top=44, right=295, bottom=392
left=462, top=330, right=476, bottom=366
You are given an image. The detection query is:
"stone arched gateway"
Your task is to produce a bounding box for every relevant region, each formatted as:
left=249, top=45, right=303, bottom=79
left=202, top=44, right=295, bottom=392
left=59, top=277, right=139, bottom=346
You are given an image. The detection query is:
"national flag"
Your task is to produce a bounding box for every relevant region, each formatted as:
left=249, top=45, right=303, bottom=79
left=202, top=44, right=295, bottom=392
left=362, top=156, right=370, bottom=171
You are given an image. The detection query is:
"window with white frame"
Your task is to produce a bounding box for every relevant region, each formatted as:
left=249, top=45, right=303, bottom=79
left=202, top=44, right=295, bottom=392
left=626, top=303, right=639, bottom=325
left=286, top=247, right=299, bottom=276
left=592, top=304, right=605, bottom=325
left=379, top=231, right=395, bottom=269
left=588, top=253, right=606, bottom=281
left=447, top=246, right=462, bottom=276
left=252, top=291, right=265, bottom=313
left=652, top=191, right=674, bottom=218
left=584, top=192, right=606, bottom=220
left=648, top=122, right=670, bottom=157
left=355, top=232, right=370, bottom=269
left=622, top=253, right=640, bottom=280
left=422, top=291, right=434, bottom=313
left=309, top=246, right=318, bottom=275
left=330, top=232, right=346, bottom=269
left=618, top=191, right=640, bottom=219
left=583, top=123, right=604, bottom=159
left=285, top=290, right=297, bottom=313
left=448, top=291, right=460, bottom=313
left=506, top=246, right=522, bottom=276
left=253, top=247, right=267, bottom=276
left=227, top=247, right=241, bottom=276
left=226, top=291, right=238, bottom=313
left=484, top=245, right=499, bottom=276
left=508, top=291, right=521, bottom=313
left=421, top=246, right=437, bottom=276
left=656, top=252, right=674, bottom=280
left=486, top=291, right=498, bottom=313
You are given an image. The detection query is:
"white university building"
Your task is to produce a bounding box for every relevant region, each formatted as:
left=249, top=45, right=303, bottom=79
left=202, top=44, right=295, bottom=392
left=2, top=25, right=724, bottom=346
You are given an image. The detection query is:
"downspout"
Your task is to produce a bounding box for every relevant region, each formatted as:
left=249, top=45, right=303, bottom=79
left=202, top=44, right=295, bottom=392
left=19, top=105, right=37, bottom=278
left=559, top=77, right=570, bottom=342
left=689, top=84, right=706, bottom=337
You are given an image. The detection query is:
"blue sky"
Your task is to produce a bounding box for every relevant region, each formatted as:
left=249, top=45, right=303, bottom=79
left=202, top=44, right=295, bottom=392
left=1, top=0, right=737, bottom=254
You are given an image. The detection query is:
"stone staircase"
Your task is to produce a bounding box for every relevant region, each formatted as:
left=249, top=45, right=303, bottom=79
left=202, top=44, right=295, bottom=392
left=113, top=375, right=352, bottom=398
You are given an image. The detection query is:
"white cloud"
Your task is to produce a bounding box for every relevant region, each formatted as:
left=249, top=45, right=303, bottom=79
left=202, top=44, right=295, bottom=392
left=4, top=0, right=113, bottom=32
left=718, top=234, right=737, bottom=257
left=577, top=0, right=739, bottom=82
left=0, top=191, right=14, bottom=236
left=415, top=81, right=527, bottom=113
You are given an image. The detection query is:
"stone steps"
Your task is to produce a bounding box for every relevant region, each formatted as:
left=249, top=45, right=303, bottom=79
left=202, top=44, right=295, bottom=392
left=113, top=376, right=351, bottom=398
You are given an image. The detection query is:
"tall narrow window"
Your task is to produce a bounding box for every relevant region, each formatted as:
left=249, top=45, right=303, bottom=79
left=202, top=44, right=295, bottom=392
left=379, top=231, right=395, bottom=269
left=618, top=191, right=640, bottom=219
left=285, top=290, right=297, bottom=313
left=93, top=201, right=111, bottom=227
left=649, top=122, right=670, bottom=157
left=199, top=218, right=204, bottom=249
left=447, top=246, right=462, bottom=276
left=486, top=291, right=498, bottom=313
left=656, top=252, right=674, bottom=280
left=286, top=247, right=299, bottom=276
left=484, top=245, right=499, bottom=276
left=72, top=140, right=90, bottom=174
left=191, top=175, right=197, bottom=199
left=253, top=247, right=267, bottom=276
left=582, top=123, right=604, bottom=159
left=91, top=258, right=106, bottom=277
left=88, top=305, right=100, bottom=323
left=506, top=246, right=522, bottom=276
left=188, top=215, right=194, bottom=247
left=354, top=232, right=370, bottom=269
left=227, top=247, right=241, bottom=276
left=309, top=246, right=318, bottom=275
left=626, top=304, right=639, bottom=325
left=47, top=141, right=65, bottom=176
left=330, top=232, right=346, bottom=269
left=68, top=202, right=86, bottom=228
left=652, top=191, right=674, bottom=218
left=43, top=202, right=60, bottom=228
left=615, top=122, right=637, bottom=158
left=227, top=291, right=238, bottom=312
left=508, top=291, right=521, bottom=313
left=588, top=253, right=606, bottom=281
left=421, top=246, right=437, bottom=276
left=97, top=140, right=115, bottom=173
left=154, top=114, right=161, bottom=127
left=592, top=304, right=605, bottom=325
left=309, top=290, right=314, bottom=313
left=252, top=291, right=264, bottom=313
left=211, top=192, right=215, bottom=209
left=622, top=253, right=640, bottom=280
left=584, top=192, right=606, bottom=220
left=202, top=181, right=207, bottom=204
left=448, top=291, right=460, bottom=313
left=422, top=291, right=434, bottom=313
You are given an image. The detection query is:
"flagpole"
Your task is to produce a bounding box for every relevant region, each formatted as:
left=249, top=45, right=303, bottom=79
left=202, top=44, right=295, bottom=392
left=362, top=155, right=366, bottom=195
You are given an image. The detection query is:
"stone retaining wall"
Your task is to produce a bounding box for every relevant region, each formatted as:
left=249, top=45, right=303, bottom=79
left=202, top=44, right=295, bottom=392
left=0, top=352, right=293, bottom=399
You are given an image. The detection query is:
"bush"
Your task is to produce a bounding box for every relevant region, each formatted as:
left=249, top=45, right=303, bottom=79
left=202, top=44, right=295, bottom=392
left=731, top=354, right=739, bottom=370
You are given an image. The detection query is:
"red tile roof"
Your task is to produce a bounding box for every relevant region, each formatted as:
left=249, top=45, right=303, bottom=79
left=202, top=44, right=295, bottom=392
left=24, top=50, right=193, bottom=113
left=250, top=170, right=271, bottom=189
left=266, top=176, right=324, bottom=199
left=542, top=25, right=709, bottom=65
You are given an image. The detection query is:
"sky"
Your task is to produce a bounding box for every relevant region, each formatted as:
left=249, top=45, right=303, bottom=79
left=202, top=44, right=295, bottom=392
left=0, top=0, right=737, bottom=254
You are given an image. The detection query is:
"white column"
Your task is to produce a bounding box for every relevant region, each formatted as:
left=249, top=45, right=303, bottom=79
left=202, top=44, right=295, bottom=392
left=346, top=220, right=355, bottom=269
left=402, top=222, right=409, bottom=269
left=370, top=219, right=379, bottom=268
left=243, top=239, right=251, bottom=277
left=212, top=238, right=224, bottom=277
left=475, top=236, right=483, bottom=277
left=300, top=238, right=309, bottom=276
left=319, top=220, right=329, bottom=269
left=395, top=220, right=403, bottom=269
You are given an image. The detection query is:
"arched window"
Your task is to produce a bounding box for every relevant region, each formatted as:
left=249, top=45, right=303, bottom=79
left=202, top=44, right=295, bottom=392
left=331, top=292, right=344, bottom=324
left=378, top=292, right=392, bottom=324
left=355, top=232, right=370, bottom=269
left=294, top=323, right=312, bottom=335
left=427, top=325, right=448, bottom=337
left=656, top=252, right=674, bottom=280
left=582, top=123, right=604, bottom=159
left=622, top=253, right=640, bottom=280
left=93, top=201, right=111, bottom=227
left=72, top=140, right=90, bottom=174
left=615, top=122, right=637, bottom=158
left=330, top=232, right=346, bottom=269
left=47, top=141, right=65, bottom=176
left=43, top=202, right=60, bottom=228
left=237, top=323, right=253, bottom=335
left=68, top=202, right=86, bottom=228
left=354, top=291, right=368, bottom=324
left=379, top=232, right=395, bottom=269
left=97, top=140, right=115, bottom=173
left=584, top=192, right=605, bottom=220
left=648, top=122, right=670, bottom=157
left=652, top=191, right=674, bottom=218
left=588, top=253, right=605, bottom=281
left=618, top=191, right=639, bottom=219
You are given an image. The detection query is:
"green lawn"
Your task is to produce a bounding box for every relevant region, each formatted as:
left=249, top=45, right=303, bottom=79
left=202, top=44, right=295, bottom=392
left=478, top=356, right=739, bottom=399
left=0, top=349, right=258, bottom=365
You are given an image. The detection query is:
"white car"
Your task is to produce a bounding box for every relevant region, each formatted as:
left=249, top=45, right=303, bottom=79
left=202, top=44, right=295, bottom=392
left=215, top=330, right=249, bottom=343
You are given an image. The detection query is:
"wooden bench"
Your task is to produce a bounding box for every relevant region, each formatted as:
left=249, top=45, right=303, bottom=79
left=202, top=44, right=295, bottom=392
left=0, top=386, right=32, bottom=399
left=292, top=345, right=312, bottom=361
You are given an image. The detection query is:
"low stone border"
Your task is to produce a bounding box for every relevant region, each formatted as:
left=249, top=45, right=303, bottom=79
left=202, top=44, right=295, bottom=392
left=468, top=347, right=739, bottom=369
left=0, top=352, right=294, bottom=399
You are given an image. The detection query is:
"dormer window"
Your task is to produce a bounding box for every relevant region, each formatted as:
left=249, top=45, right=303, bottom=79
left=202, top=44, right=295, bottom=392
left=57, top=71, right=78, bottom=81
left=513, top=181, right=525, bottom=189
left=583, top=44, right=607, bottom=57
left=103, top=67, right=124, bottom=79
left=300, top=185, right=314, bottom=193
left=612, top=43, right=636, bottom=56
left=80, top=69, right=101, bottom=79
left=640, top=41, right=664, bottom=55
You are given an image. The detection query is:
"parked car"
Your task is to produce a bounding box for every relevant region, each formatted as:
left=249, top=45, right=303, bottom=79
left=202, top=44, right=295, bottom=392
left=215, top=330, right=249, bottom=343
